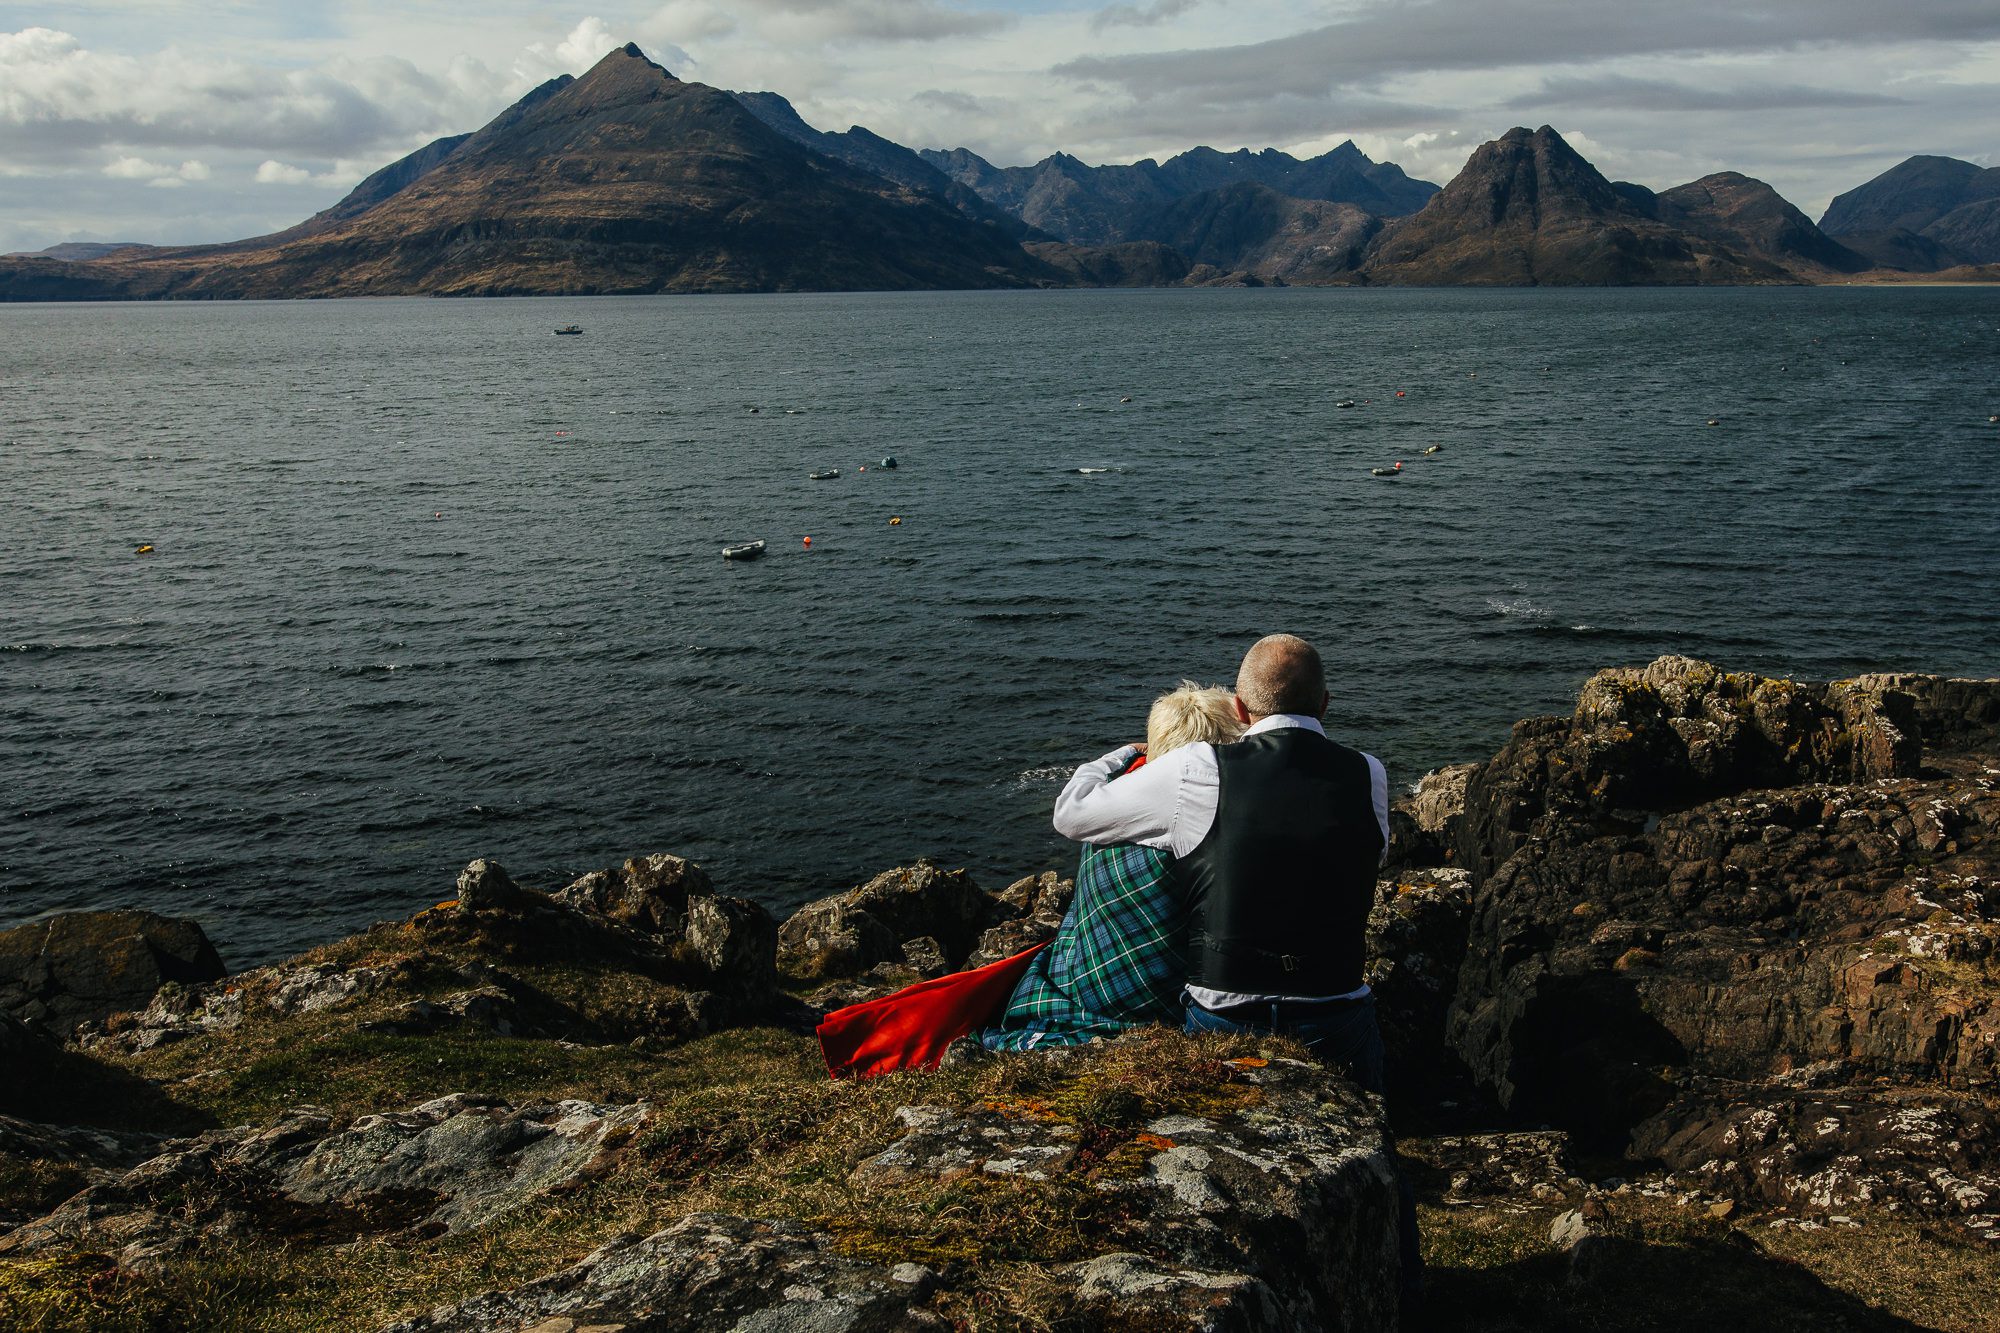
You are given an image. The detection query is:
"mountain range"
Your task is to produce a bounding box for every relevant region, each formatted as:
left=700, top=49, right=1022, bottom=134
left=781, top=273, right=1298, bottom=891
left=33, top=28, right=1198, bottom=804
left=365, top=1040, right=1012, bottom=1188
left=3, top=42, right=1993, bottom=299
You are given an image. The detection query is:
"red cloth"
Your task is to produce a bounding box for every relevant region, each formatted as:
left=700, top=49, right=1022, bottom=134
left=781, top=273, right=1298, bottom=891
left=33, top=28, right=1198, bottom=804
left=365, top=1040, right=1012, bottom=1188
left=816, top=942, right=1049, bottom=1079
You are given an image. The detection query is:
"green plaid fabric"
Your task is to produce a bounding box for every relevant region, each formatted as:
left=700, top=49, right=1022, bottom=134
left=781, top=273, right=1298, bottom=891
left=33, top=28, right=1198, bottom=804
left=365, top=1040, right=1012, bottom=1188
left=981, top=840, right=1188, bottom=1051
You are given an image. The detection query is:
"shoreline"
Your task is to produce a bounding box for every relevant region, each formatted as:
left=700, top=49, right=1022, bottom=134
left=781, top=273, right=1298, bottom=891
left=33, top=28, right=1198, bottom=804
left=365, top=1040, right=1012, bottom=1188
left=2, top=657, right=1997, bottom=1329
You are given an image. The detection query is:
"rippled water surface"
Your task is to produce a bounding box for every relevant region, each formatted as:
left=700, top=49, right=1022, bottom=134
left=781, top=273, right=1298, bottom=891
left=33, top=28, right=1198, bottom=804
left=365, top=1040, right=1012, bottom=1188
left=5, top=287, right=1996, bottom=963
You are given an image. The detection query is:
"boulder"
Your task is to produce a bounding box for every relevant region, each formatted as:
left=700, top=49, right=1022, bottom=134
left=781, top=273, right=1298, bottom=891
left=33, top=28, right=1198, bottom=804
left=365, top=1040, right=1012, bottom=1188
left=1847, top=673, right=2000, bottom=756
left=777, top=861, right=991, bottom=982
left=775, top=897, right=902, bottom=983
left=1428, top=656, right=2000, bottom=1245
left=0, top=1112, right=166, bottom=1229
left=682, top=894, right=779, bottom=1006
left=1447, top=758, right=2000, bottom=1142
left=380, top=1213, right=948, bottom=1332
left=1059, top=1252, right=1286, bottom=1328
left=847, top=1050, right=1402, bottom=1329
left=1453, top=657, right=1922, bottom=879
left=0, top=1094, right=650, bottom=1267
left=377, top=1037, right=1400, bottom=1331
left=1634, top=1079, right=2000, bottom=1229
left=1387, top=763, right=1474, bottom=867
left=0, top=910, right=226, bottom=1039
left=1548, top=1199, right=1621, bottom=1284
left=963, top=871, right=1073, bottom=968
left=555, top=853, right=712, bottom=935
left=1366, top=868, right=1473, bottom=1103
left=361, top=987, right=523, bottom=1037
left=1418, top=1130, right=1576, bottom=1204
left=451, top=858, right=539, bottom=915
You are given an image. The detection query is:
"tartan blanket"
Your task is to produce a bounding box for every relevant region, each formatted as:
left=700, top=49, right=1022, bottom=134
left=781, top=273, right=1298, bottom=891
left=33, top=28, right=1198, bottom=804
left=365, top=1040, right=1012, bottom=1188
left=981, top=840, right=1188, bottom=1051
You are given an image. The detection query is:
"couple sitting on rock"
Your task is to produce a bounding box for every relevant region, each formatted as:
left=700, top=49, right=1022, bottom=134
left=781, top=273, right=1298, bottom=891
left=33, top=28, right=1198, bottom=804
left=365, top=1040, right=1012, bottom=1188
left=985, top=632, right=1392, bottom=1091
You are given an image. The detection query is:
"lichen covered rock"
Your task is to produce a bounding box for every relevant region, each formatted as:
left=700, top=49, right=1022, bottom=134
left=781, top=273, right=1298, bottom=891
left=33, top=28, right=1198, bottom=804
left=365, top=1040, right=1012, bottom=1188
left=777, top=861, right=993, bottom=983
left=0, top=911, right=226, bottom=1039
left=381, top=1213, right=947, bottom=1332
left=1, top=1095, right=650, bottom=1267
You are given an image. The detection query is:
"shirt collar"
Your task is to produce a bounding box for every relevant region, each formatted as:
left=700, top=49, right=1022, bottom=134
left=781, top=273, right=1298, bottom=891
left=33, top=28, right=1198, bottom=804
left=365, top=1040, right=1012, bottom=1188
left=1244, top=713, right=1326, bottom=737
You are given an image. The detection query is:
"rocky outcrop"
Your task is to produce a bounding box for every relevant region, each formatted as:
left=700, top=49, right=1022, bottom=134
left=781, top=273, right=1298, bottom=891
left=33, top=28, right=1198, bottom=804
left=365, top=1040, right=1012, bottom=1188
left=1634, top=1078, right=1999, bottom=1233
left=851, top=1051, right=1400, bottom=1329
left=963, top=870, right=1074, bottom=968
left=392, top=1041, right=1401, bottom=1331
left=776, top=860, right=995, bottom=983
left=1367, top=868, right=1474, bottom=1102
left=1438, top=657, right=1999, bottom=1199
left=1451, top=656, right=1922, bottom=881
left=0, top=911, right=225, bottom=1039
left=383, top=1213, right=950, bottom=1331
left=81, top=853, right=779, bottom=1055
left=0, top=1094, right=649, bottom=1267
left=552, top=852, right=713, bottom=935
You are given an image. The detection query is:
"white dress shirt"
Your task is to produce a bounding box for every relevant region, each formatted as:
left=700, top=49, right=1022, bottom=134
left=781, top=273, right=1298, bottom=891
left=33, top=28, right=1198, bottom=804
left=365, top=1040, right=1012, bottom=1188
left=1052, top=713, right=1390, bottom=1009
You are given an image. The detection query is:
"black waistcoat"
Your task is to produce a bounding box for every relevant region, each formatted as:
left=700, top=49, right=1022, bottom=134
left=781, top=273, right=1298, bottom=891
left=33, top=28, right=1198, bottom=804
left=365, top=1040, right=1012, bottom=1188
left=1178, top=727, right=1383, bottom=996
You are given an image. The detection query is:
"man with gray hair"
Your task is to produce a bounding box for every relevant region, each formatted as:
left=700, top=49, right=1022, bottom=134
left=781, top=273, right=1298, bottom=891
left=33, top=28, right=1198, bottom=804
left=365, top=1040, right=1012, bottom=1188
left=1052, top=632, right=1391, bottom=1080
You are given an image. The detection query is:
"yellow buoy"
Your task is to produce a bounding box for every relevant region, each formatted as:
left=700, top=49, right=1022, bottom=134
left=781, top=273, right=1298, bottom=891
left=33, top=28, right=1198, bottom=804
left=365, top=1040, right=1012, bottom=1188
left=135, top=544, right=154, bottom=555
left=889, top=516, right=902, bottom=526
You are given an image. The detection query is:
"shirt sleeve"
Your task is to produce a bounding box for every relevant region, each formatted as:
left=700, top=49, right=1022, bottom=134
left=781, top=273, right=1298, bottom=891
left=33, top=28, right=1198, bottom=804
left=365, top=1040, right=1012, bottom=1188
left=1366, top=752, right=1390, bottom=864
left=1052, top=744, right=1184, bottom=849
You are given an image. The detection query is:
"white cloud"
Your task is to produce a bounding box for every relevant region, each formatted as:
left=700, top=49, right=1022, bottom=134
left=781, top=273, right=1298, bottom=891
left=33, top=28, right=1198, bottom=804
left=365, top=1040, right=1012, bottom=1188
left=101, top=154, right=208, bottom=187
left=254, top=157, right=373, bottom=188
left=254, top=159, right=313, bottom=185
left=0, top=26, right=524, bottom=160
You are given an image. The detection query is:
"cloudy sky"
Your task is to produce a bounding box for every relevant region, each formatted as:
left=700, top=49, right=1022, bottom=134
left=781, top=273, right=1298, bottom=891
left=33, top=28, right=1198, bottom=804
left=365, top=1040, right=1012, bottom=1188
left=4, top=0, right=1996, bottom=253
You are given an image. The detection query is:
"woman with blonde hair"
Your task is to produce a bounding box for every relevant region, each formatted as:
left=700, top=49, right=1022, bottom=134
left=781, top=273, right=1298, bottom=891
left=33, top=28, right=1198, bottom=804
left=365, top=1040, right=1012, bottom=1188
left=982, top=682, right=1243, bottom=1050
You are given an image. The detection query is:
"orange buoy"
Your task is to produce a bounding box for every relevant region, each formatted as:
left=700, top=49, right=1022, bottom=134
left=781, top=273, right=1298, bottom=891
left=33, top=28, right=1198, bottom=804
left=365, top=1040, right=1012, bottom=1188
left=803, top=536, right=812, bottom=548
left=1395, top=390, right=1406, bottom=398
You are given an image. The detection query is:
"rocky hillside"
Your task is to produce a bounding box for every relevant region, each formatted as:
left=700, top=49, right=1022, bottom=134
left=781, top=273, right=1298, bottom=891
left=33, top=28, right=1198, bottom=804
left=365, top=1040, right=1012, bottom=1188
left=1361, top=127, right=1798, bottom=286
left=1819, top=154, right=2000, bottom=270
left=1645, top=172, right=1872, bottom=277
left=1129, top=181, right=1382, bottom=285
left=3, top=658, right=1996, bottom=1329
left=0, top=46, right=1055, bottom=299
left=729, top=90, right=1032, bottom=239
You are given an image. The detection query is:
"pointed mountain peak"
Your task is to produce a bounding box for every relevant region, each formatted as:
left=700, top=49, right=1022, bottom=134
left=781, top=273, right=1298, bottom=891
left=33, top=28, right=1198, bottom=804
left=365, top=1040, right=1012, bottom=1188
left=574, top=42, right=677, bottom=91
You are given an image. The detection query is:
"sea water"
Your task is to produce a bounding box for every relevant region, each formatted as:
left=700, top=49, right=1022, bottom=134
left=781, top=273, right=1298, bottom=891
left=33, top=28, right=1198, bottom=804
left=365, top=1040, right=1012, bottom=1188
left=4, top=287, right=1996, bottom=963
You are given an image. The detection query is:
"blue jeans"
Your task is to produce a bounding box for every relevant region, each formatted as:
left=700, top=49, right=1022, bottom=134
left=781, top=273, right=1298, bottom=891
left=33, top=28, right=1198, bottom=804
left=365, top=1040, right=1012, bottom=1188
left=1182, top=992, right=1388, bottom=1096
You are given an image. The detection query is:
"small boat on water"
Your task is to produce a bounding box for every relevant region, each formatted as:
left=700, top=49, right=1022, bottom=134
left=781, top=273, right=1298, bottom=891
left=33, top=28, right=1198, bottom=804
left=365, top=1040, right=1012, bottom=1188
left=1370, top=462, right=1403, bottom=477
left=721, top=540, right=766, bottom=561
left=1336, top=400, right=1357, bottom=409
left=554, top=325, right=583, bottom=335
left=808, top=469, right=841, bottom=480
